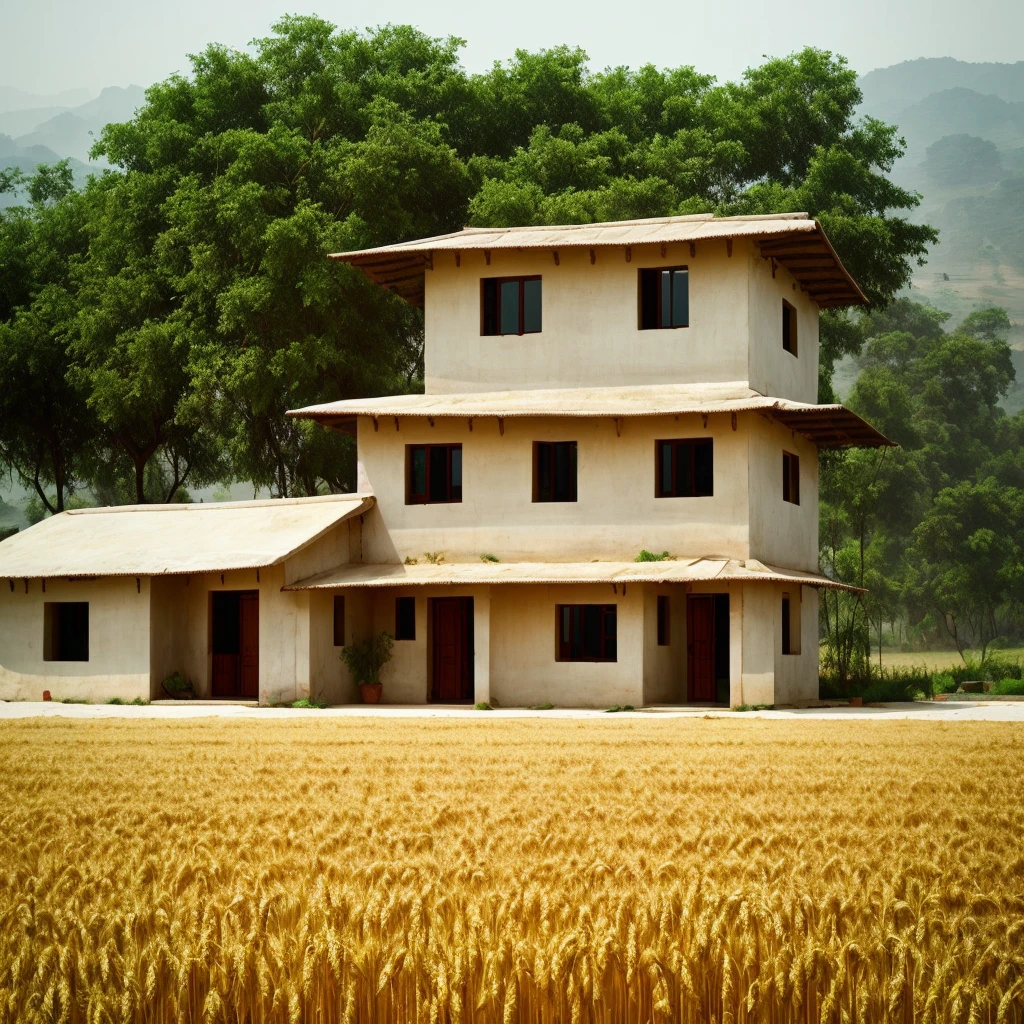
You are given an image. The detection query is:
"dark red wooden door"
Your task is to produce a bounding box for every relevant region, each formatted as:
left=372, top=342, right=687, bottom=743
left=431, top=598, right=474, bottom=702
left=239, top=593, right=259, bottom=698
left=687, top=595, right=716, bottom=702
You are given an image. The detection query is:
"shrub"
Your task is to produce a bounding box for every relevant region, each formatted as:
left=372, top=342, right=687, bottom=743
left=820, top=665, right=932, bottom=702
left=991, top=678, right=1024, bottom=695
left=291, top=698, right=328, bottom=709
left=162, top=672, right=192, bottom=693
left=474, top=702, right=493, bottom=710
left=931, top=672, right=957, bottom=694
left=479, top=553, right=499, bottom=563
left=340, top=632, right=394, bottom=687
left=635, top=550, right=671, bottom=562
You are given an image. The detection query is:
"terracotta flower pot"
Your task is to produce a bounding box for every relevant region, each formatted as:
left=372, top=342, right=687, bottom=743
left=848, top=696, right=863, bottom=707
left=360, top=683, right=383, bottom=705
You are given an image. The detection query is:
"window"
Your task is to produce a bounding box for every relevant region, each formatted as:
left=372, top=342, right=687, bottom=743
left=657, top=595, right=670, bottom=646
left=781, top=592, right=801, bottom=655
left=656, top=439, right=713, bottom=497
left=395, top=597, right=416, bottom=641
left=407, top=444, right=462, bottom=504
left=556, top=604, right=617, bottom=662
left=43, top=602, right=89, bottom=662
left=333, top=596, right=345, bottom=647
left=533, top=441, right=577, bottom=502
left=782, top=451, right=800, bottom=505
left=782, top=299, right=798, bottom=356
left=639, top=267, right=689, bottom=329
left=481, top=276, right=542, bottom=335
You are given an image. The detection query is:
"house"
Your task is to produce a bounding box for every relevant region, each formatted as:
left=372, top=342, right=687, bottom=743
left=0, top=213, right=889, bottom=707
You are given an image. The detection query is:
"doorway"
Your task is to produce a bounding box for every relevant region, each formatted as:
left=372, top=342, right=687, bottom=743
left=430, top=597, right=474, bottom=703
left=211, top=591, right=259, bottom=698
left=686, top=594, right=729, bottom=703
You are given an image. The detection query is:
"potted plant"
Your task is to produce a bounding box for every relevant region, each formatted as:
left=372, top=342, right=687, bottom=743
left=161, top=672, right=195, bottom=700
left=339, top=631, right=394, bottom=704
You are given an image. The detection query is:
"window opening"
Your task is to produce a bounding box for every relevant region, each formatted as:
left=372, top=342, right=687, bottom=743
left=639, top=267, right=689, bottom=329
left=534, top=441, right=578, bottom=502
left=656, top=438, right=713, bottom=497
left=482, top=276, right=542, bottom=335
left=556, top=604, right=617, bottom=662
left=407, top=444, right=463, bottom=504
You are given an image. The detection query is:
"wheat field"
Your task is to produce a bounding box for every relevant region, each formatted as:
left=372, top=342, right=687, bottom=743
left=1, top=717, right=1022, bottom=1023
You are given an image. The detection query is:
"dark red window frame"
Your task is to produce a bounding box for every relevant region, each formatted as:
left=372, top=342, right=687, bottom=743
left=556, top=604, right=617, bottom=662
left=406, top=444, right=463, bottom=504
left=783, top=451, right=800, bottom=505
left=656, top=438, right=713, bottom=498
left=481, top=276, right=542, bottom=336
left=657, top=595, right=670, bottom=646
left=533, top=441, right=578, bottom=502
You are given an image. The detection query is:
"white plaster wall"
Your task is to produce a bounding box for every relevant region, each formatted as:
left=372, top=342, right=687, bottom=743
left=424, top=240, right=750, bottom=393
left=0, top=576, right=151, bottom=702
left=489, top=583, right=644, bottom=709
left=358, top=413, right=750, bottom=564
left=641, top=584, right=686, bottom=704
left=747, top=419, right=819, bottom=572
left=773, top=584, right=820, bottom=706
left=746, top=252, right=820, bottom=404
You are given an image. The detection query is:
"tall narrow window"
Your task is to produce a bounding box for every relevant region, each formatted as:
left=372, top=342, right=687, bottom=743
left=43, top=602, right=89, bottom=662
left=556, top=605, right=617, bottom=662
left=333, top=596, right=346, bottom=647
left=657, top=595, right=670, bottom=646
left=781, top=592, right=801, bottom=654
left=407, top=444, right=462, bottom=504
left=639, top=267, right=689, bottom=329
left=481, top=276, right=542, bottom=335
left=656, top=439, right=713, bottom=497
left=533, top=441, right=577, bottom=502
left=782, top=299, right=798, bottom=356
left=395, top=597, right=416, bottom=641
left=782, top=451, right=800, bottom=505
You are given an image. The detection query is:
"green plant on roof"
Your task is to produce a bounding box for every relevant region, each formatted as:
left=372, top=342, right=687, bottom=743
left=423, top=551, right=446, bottom=564
left=635, top=550, right=671, bottom=562
left=480, top=553, right=499, bottom=563
left=404, top=555, right=418, bottom=565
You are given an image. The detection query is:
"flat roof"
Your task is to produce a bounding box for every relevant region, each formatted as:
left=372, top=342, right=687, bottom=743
left=331, top=213, right=868, bottom=309
left=0, top=494, right=373, bottom=580
left=284, top=557, right=861, bottom=593
left=289, top=382, right=892, bottom=449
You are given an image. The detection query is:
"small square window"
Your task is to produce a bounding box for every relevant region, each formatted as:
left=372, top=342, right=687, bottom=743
left=333, top=595, right=345, bottom=647
left=481, top=276, right=542, bottom=335
left=533, top=441, right=577, bottom=502
left=657, top=596, right=670, bottom=646
left=556, top=604, right=617, bottom=662
left=782, top=299, right=798, bottom=356
left=639, top=267, right=689, bottom=329
left=782, top=451, right=800, bottom=505
left=655, top=439, right=713, bottom=497
left=44, top=602, right=89, bottom=662
left=406, top=444, right=462, bottom=504
left=395, top=597, right=416, bottom=641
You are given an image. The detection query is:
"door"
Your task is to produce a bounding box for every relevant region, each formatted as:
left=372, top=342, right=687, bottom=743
left=430, top=597, right=474, bottom=702
left=210, top=591, right=259, bottom=698
left=239, top=593, right=259, bottom=698
left=687, top=595, right=717, bottom=702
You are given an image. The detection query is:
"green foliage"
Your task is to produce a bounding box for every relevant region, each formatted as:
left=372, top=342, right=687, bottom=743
left=819, top=666, right=932, bottom=702
left=474, top=702, right=493, bottom=710
left=1, top=26, right=935, bottom=503
left=291, top=697, right=328, bottom=708
left=0, top=527, right=17, bottom=542
left=339, top=631, right=394, bottom=687
left=605, top=705, right=635, bottom=712
left=161, top=672, right=193, bottom=693
left=991, top=678, right=1024, bottom=695
left=931, top=672, right=957, bottom=694
left=531, top=702, right=554, bottom=710
left=479, top=553, right=499, bottom=563
left=635, top=550, right=671, bottom=562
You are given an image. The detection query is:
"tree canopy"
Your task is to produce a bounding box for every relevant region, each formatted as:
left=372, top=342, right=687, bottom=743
left=0, top=19, right=935, bottom=505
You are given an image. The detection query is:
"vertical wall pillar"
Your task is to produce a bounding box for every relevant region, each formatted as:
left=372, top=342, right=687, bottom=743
left=474, top=587, right=491, bottom=705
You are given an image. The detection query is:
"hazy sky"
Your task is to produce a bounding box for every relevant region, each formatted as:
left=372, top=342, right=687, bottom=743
left=4, top=0, right=1024, bottom=96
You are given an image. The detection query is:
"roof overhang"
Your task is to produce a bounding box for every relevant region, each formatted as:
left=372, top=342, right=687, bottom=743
left=288, top=383, right=893, bottom=450
left=0, top=495, right=374, bottom=580
left=284, top=558, right=863, bottom=593
left=331, top=213, right=868, bottom=310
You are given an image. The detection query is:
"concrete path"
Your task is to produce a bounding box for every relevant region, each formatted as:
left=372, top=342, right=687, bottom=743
left=1, top=701, right=1023, bottom=721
